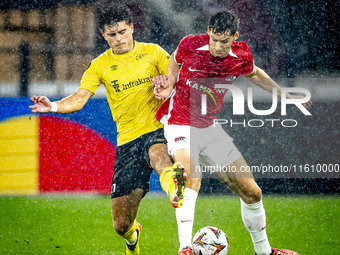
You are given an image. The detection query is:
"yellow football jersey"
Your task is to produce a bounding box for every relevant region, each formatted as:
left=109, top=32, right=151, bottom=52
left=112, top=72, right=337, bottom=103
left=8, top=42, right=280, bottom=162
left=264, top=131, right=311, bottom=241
left=79, top=41, right=170, bottom=145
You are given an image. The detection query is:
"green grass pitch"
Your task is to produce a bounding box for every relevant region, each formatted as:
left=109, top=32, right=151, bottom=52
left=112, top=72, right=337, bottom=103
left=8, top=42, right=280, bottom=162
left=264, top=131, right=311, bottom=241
left=0, top=194, right=339, bottom=254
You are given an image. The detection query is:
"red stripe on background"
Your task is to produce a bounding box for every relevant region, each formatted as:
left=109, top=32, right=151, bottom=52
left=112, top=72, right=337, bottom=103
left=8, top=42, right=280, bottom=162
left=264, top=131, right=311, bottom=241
left=39, top=116, right=116, bottom=194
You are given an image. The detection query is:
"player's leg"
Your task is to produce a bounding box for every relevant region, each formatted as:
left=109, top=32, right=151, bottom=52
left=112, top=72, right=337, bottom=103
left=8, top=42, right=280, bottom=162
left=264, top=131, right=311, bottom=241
left=148, top=142, right=175, bottom=198
left=217, top=156, right=262, bottom=204
left=111, top=188, right=144, bottom=254
left=209, top=141, right=298, bottom=255
left=198, top=125, right=271, bottom=255
left=219, top=157, right=299, bottom=255
left=215, top=165, right=271, bottom=255
left=164, top=125, right=201, bottom=254
left=149, top=142, right=172, bottom=175
left=216, top=156, right=271, bottom=255
left=172, top=148, right=200, bottom=254
left=147, top=128, right=188, bottom=208
left=111, top=136, right=153, bottom=254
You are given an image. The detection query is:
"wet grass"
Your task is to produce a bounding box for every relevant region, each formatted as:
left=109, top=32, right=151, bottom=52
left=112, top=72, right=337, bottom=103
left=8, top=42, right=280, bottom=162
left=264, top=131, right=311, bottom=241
left=0, top=194, right=339, bottom=254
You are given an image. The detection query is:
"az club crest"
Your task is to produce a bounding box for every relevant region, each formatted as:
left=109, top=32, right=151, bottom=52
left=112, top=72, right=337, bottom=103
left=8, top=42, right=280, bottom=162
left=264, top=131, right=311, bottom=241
left=175, top=136, right=186, bottom=142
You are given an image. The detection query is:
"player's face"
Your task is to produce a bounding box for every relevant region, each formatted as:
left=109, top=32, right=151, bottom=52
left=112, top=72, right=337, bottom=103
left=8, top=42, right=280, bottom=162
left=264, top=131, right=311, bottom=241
left=208, top=28, right=239, bottom=58
left=102, top=21, right=134, bottom=55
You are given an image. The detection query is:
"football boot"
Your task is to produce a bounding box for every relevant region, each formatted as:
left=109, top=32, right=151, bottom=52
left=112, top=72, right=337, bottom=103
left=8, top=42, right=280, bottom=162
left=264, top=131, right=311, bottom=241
left=124, top=222, right=142, bottom=255
left=169, top=162, right=187, bottom=208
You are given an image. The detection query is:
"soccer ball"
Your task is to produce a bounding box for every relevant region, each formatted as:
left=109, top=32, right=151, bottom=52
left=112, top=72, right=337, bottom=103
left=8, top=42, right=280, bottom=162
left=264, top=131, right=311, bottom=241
left=192, top=226, right=229, bottom=255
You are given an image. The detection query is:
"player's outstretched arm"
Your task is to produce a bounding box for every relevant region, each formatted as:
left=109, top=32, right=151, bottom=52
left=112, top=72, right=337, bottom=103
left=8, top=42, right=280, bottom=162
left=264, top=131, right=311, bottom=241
left=29, top=88, right=94, bottom=114
left=245, top=66, right=312, bottom=108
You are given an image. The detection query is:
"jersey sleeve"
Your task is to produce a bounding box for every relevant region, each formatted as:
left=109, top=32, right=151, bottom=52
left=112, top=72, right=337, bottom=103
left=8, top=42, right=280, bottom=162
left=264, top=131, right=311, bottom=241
left=79, top=60, right=101, bottom=94
left=174, top=35, right=195, bottom=65
left=152, top=44, right=171, bottom=75
left=240, top=43, right=255, bottom=75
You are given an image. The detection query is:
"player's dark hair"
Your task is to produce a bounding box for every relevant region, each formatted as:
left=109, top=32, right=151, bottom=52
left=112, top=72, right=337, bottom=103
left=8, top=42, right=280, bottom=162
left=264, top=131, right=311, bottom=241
left=97, top=4, right=132, bottom=33
left=208, top=10, right=239, bottom=35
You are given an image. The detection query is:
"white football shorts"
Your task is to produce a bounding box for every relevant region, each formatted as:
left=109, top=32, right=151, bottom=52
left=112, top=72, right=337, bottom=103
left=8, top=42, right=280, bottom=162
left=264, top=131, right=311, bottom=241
left=163, top=124, right=242, bottom=167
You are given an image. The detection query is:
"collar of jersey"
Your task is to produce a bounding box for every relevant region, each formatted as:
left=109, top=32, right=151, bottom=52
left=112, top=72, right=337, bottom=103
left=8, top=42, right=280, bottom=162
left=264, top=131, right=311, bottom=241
left=109, top=41, right=139, bottom=58
left=228, top=48, right=238, bottom=58
left=198, top=43, right=238, bottom=58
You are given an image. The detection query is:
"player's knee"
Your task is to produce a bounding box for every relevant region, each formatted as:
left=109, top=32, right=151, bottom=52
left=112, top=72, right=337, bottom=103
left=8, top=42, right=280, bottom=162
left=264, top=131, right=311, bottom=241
left=243, top=187, right=262, bottom=204
left=252, top=187, right=262, bottom=202
left=149, top=144, right=171, bottom=171
left=149, top=143, right=167, bottom=157
left=186, top=177, right=202, bottom=193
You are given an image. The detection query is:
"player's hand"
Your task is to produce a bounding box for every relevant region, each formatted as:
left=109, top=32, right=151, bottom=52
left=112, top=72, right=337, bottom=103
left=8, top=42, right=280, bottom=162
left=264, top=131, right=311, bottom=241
left=154, top=86, right=173, bottom=100
left=303, top=99, right=312, bottom=108
left=290, top=95, right=313, bottom=108
left=29, top=96, right=52, bottom=113
left=152, top=75, right=173, bottom=100
left=152, top=75, right=169, bottom=89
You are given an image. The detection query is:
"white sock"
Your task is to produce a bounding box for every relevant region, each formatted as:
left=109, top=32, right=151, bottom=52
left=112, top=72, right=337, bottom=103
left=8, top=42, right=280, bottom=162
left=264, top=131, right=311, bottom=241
left=126, top=230, right=138, bottom=245
left=241, top=198, right=271, bottom=255
left=176, top=188, right=198, bottom=251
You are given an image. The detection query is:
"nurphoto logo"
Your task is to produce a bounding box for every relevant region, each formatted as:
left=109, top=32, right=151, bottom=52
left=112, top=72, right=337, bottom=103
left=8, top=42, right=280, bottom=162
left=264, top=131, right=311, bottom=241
left=199, top=84, right=312, bottom=128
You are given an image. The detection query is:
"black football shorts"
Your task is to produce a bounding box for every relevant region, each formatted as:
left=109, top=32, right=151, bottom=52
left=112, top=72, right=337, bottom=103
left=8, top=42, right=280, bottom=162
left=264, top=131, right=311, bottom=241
left=111, top=128, right=167, bottom=199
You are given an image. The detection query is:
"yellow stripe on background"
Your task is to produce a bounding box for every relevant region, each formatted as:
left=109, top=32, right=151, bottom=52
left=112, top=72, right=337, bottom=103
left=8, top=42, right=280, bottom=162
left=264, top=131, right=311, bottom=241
left=0, top=155, right=38, bottom=173
left=0, top=172, right=39, bottom=194
left=0, top=116, right=38, bottom=138
left=0, top=139, right=39, bottom=155
left=0, top=116, right=39, bottom=194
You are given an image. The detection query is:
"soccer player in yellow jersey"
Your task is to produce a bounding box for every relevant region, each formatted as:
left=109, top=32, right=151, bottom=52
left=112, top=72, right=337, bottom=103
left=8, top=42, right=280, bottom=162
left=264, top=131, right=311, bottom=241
left=29, top=4, right=187, bottom=254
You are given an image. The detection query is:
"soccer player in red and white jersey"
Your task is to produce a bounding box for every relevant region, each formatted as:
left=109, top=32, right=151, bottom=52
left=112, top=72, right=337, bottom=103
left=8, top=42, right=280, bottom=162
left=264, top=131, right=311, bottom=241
left=153, top=10, right=311, bottom=255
